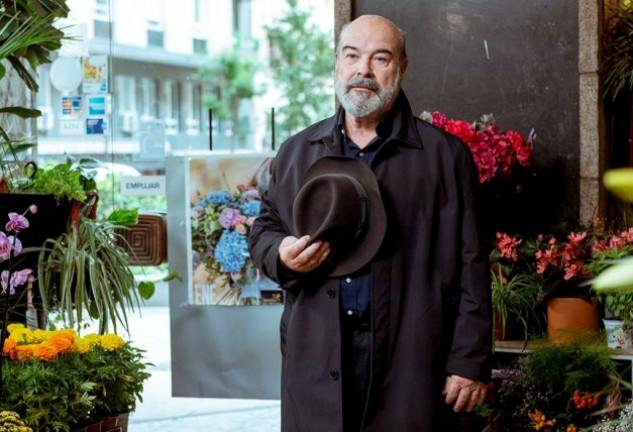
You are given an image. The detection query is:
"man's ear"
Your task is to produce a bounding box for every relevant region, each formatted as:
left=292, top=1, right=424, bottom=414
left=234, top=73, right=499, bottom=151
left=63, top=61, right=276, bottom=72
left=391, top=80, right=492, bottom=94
left=400, top=57, right=409, bottom=77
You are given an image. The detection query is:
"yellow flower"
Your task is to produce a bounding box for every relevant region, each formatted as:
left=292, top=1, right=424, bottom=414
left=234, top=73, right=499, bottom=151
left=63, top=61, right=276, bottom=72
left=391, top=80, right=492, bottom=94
left=73, top=338, right=92, bottom=354
left=6, top=323, right=24, bottom=334
left=32, top=329, right=50, bottom=342
left=9, top=328, right=35, bottom=344
left=83, top=333, right=100, bottom=346
left=32, top=343, right=58, bottom=362
left=99, top=334, right=125, bottom=351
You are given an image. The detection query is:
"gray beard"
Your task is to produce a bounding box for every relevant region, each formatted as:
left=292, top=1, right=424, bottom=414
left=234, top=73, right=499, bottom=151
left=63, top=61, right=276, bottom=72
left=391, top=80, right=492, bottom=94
left=335, top=70, right=401, bottom=119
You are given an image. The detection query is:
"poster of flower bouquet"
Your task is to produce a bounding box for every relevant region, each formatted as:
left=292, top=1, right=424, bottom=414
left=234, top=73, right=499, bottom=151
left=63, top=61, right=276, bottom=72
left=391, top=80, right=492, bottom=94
left=188, top=157, right=281, bottom=306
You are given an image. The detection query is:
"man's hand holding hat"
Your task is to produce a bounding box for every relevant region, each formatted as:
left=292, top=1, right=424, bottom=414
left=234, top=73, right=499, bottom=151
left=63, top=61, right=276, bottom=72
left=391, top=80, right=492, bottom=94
left=279, top=235, right=330, bottom=273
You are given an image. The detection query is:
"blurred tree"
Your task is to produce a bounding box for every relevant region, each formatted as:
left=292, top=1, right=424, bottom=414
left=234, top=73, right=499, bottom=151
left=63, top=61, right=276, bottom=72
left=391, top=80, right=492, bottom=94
left=196, top=38, right=259, bottom=150
left=265, top=0, right=334, bottom=141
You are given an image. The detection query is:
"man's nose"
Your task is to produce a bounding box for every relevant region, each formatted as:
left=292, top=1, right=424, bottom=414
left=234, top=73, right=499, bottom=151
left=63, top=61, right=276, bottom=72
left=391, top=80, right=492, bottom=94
left=355, top=57, right=373, bottom=77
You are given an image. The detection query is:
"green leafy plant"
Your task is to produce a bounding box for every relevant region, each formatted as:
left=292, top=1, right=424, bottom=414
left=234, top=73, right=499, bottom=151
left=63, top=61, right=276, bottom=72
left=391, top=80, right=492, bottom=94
left=0, top=353, right=96, bottom=431
left=602, top=3, right=633, bottom=101
left=491, top=271, right=540, bottom=340
left=83, top=340, right=152, bottom=417
left=0, top=0, right=70, bottom=183
left=489, top=341, right=621, bottom=431
left=1, top=326, right=151, bottom=430
left=36, top=209, right=150, bottom=334
left=265, top=0, right=334, bottom=139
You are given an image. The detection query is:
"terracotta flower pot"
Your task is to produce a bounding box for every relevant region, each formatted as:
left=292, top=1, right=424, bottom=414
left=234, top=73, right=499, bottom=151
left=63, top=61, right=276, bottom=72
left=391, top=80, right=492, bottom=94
left=547, top=297, right=600, bottom=344
left=100, top=415, right=118, bottom=431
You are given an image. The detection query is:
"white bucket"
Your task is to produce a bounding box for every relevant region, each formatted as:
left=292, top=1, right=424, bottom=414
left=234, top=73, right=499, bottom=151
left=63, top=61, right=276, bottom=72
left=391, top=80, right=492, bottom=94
left=603, top=319, right=633, bottom=349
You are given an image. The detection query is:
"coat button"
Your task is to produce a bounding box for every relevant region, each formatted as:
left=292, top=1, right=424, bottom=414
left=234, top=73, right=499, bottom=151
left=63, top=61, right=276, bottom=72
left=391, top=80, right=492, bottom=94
left=326, top=289, right=336, bottom=299
left=330, top=369, right=339, bottom=380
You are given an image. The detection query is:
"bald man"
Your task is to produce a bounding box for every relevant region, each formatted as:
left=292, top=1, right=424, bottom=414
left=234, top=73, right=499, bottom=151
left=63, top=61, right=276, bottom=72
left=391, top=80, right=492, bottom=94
left=249, top=15, right=492, bottom=431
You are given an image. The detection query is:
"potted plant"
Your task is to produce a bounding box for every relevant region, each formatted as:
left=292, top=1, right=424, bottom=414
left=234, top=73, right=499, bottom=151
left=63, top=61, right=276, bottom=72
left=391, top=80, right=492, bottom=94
left=589, top=243, right=633, bottom=349
left=36, top=208, right=154, bottom=334
left=0, top=325, right=97, bottom=431
left=1, top=325, right=151, bottom=432
left=488, top=340, right=622, bottom=431
left=490, top=232, right=543, bottom=340
left=81, top=333, right=151, bottom=432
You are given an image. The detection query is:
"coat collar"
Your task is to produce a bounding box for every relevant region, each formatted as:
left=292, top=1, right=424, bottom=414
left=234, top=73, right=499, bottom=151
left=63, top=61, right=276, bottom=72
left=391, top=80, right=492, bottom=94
left=306, top=91, right=424, bottom=150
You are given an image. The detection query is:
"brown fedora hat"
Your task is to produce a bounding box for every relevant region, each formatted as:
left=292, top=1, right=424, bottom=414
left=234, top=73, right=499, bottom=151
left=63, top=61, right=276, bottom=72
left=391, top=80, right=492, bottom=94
left=293, top=156, right=386, bottom=277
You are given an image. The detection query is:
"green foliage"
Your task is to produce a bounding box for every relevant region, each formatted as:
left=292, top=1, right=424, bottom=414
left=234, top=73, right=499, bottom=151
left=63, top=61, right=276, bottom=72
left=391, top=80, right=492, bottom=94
left=603, top=4, right=633, bottom=101
left=491, top=341, right=621, bottom=431
left=590, top=247, right=633, bottom=321
left=81, top=344, right=152, bottom=416
left=265, top=0, right=334, bottom=139
left=0, top=0, right=70, bottom=179
left=37, top=215, right=142, bottom=334
left=491, top=271, right=540, bottom=340
left=527, top=342, right=616, bottom=394
left=196, top=38, right=259, bottom=150
left=0, top=354, right=96, bottom=431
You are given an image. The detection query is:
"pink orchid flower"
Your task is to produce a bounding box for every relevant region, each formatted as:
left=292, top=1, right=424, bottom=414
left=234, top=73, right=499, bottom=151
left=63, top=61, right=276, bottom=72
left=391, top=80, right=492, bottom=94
left=5, top=212, right=30, bottom=233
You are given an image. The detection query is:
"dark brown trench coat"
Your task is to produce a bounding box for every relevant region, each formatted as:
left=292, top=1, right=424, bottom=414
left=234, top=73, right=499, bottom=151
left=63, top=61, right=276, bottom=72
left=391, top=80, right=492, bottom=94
left=248, top=92, right=492, bottom=432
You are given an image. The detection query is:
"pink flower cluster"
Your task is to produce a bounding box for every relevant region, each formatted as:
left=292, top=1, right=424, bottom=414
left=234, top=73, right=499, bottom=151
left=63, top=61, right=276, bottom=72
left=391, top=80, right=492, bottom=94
left=218, top=207, right=255, bottom=235
left=0, top=207, right=37, bottom=295
left=534, top=232, right=591, bottom=281
left=421, top=111, right=533, bottom=184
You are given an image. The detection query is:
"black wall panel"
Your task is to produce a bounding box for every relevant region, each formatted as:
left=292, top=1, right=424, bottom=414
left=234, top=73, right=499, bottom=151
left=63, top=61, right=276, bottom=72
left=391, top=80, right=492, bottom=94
left=353, top=0, right=580, bottom=229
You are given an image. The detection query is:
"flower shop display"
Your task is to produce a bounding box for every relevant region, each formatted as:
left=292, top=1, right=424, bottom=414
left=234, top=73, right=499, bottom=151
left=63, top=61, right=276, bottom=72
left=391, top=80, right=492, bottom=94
left=486, top=341, right=625, bottom=431
left=491, top=227, right=633, bottom=343
left=420, top=111, right=537, bottom=239
left=191, top=184, right=280, bottom=306
left=0, top=324, right=151, bottom=432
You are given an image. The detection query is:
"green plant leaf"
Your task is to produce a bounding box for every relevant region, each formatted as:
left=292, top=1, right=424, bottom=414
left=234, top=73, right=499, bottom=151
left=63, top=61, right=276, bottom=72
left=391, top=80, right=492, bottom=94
left=108, top=208, right=139, bottom=226
left=138, top=281, right=155, bottom=300
left=0, top=106, right=42, bottom=118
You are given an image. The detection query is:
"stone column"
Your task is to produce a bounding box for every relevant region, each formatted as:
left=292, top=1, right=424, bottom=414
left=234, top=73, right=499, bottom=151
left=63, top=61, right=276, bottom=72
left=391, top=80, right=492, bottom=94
left=578, top=1, right=606, bottom=223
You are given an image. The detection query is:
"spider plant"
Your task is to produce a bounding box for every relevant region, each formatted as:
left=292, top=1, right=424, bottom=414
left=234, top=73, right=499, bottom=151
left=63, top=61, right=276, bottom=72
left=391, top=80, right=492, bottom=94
left=491, top=269, right=541, bottom=340
left=36, top=211, right=143, bottom=334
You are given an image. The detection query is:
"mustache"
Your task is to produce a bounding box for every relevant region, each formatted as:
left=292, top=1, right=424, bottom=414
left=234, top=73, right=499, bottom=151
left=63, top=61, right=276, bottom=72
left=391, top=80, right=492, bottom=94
left=345, top=77, right=380, bottom=93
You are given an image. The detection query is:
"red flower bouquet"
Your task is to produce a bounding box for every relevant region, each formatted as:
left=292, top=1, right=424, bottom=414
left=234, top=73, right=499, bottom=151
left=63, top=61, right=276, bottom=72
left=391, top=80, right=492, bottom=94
left=420, top=111, right=534, bottom=184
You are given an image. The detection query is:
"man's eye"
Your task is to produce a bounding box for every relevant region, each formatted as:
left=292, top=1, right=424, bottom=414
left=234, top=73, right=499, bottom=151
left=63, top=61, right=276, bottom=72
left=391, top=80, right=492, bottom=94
left=374, top=56, right=388, bottom=64
left=345, top=53, right=357, bottom=59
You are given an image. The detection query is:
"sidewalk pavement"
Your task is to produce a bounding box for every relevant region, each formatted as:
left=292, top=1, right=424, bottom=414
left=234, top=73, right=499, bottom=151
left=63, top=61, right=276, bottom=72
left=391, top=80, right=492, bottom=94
left=124, top=306, right=281, bottom=431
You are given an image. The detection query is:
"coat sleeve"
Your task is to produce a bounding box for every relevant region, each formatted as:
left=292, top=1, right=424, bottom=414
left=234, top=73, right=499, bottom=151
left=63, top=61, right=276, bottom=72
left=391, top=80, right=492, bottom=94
left=445, top=142, right=493, bottom=382
left=248, top=158, right=300, bottom=289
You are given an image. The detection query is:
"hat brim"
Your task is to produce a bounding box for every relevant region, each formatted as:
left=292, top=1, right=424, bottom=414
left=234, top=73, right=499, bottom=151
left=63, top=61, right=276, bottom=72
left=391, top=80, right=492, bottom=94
left=293, top=156, right=386, bottom=277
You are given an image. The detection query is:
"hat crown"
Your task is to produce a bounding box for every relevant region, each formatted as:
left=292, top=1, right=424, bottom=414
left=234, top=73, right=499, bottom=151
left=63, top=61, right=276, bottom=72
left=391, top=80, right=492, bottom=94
left=294, top=174, right=368, bottom=250
left=292, top=156, right=386, bottom=276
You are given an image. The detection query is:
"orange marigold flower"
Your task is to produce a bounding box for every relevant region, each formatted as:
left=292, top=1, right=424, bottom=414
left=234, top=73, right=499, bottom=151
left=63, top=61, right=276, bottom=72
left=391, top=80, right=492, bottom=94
left=99, top=334, right=125, bottom=351
left=2, top=337, right=17, bottom=356
left=48, top=333, right=73, bottom=354
left=13, top=345, right=34, bottom=361
left=32, top=343, right=58, bottom=361
left=566, top=425, right=577, bottom=432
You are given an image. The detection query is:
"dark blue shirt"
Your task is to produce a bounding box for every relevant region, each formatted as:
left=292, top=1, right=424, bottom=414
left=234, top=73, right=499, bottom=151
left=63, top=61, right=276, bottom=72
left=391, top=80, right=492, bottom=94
left=339, top=121, right=383, bottom=319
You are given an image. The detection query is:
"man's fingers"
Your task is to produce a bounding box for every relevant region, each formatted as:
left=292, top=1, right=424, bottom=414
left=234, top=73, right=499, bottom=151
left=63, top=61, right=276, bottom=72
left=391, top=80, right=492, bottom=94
left=279, top=235, right=330, bottom=272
